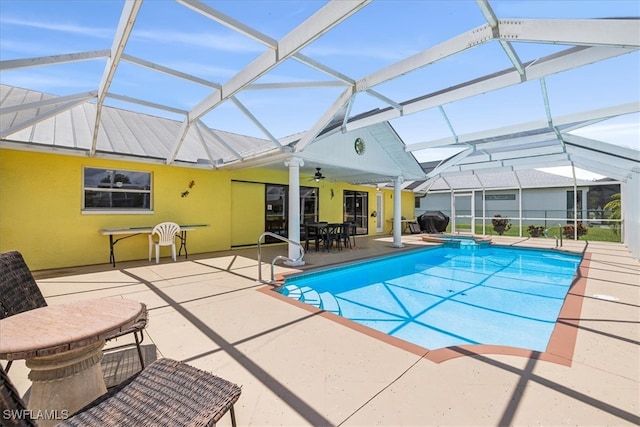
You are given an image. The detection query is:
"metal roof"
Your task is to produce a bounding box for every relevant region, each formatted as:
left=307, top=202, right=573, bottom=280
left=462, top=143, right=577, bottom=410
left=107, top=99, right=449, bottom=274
left=1, top=0, right=638, bottom=187
left=1, top=84, right=278, bottom=164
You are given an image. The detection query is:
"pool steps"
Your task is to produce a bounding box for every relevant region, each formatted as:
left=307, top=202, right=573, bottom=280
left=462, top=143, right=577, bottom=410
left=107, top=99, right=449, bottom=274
left=318, top=292, right=341, bottom=315
left=422, top=234, right=492, bottom=249
left=281, top=284, right=341, bottom=315
left=443, top=240, right=491, bottom=250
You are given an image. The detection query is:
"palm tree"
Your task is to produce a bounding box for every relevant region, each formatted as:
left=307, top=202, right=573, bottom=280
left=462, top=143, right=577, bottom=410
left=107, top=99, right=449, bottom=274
left=603, top=193, right=621, bottom=234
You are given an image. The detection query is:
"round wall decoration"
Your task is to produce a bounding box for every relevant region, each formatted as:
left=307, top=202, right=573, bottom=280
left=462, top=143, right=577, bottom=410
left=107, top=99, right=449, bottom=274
left=354, top=137, right=366, bottom=155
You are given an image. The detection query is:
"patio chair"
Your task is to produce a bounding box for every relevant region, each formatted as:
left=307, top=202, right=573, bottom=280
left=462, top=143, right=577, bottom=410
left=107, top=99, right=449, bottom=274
left=0, top=250, right=148, bottom=373
left=148, top=222, right=181, bottom=264
left=341, top=222, right=356, bottom=248
left=304, top=222, right=328, bottom=252
left=325, top=223, right=343, bottom=251
left=0, top=357, right=242, bottom=427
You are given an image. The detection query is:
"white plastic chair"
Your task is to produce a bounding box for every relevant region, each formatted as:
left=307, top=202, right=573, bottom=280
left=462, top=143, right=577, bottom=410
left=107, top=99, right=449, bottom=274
left=149, top=222, right=181, bottom=264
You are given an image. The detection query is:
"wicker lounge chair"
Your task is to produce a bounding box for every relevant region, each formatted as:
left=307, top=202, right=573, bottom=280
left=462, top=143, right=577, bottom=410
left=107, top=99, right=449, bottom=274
left=0, top=250, right=148, bottom=373
left=0, top=357, right=242, bottom=427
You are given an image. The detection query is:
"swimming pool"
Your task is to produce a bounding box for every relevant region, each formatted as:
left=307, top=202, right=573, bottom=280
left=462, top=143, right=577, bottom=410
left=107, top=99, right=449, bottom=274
left=277, top=246, right=582, bottom=352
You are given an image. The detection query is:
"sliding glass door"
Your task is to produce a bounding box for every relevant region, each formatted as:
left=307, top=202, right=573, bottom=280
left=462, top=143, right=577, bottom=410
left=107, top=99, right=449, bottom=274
left=265, top=184, right=318, bottom=242
left=343, top=190, right=368, bottom=235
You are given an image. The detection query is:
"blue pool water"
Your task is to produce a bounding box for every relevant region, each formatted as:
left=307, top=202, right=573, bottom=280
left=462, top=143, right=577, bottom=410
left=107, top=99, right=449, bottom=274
left=277, top=246, right=582, bottom=352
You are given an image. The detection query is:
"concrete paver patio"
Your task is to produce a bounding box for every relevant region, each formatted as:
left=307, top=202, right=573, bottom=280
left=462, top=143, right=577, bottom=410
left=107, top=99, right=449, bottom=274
left=4, top=235, right=639, bottom=426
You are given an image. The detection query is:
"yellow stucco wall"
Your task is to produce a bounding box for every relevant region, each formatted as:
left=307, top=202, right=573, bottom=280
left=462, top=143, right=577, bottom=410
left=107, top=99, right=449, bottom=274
left=0, top=148, right=416, bottom=270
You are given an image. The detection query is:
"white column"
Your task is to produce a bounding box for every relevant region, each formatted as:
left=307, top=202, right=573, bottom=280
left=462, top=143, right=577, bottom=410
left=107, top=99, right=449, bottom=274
left=284, top=157, right=305, bottom=266
left=392, top=176, right=404, bottom=248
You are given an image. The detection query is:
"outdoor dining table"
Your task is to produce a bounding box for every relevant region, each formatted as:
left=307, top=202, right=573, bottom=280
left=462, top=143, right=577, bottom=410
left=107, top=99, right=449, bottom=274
left=303, top=222, right=329, bottom=252
left=0, top=297, right=146, bottom=426
left=303, top=223, right=348, bottom=252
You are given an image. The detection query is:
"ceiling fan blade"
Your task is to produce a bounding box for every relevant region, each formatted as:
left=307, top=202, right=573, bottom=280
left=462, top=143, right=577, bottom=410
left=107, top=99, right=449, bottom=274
left=311, top=167, right=325, bottom=182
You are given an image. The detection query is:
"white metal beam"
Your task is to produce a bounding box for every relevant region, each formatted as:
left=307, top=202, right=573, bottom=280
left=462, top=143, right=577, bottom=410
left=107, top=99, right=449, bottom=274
left=0, top=50, right=109, bottom=70
left=563, top=134, right=640, bottom=163
left=566, top=144, right=639, bottom=172
left=567, top=154, right=634, bottom=181
left=246, top=81, right=347, bottom=90
left=503, top=152, right=570, bottom=167
left=425, top=147, right=475, bottom=178
left=498, top=18, right=640, bottom=48
left=0, top=91, right=97, bottom=115
left=435, top=154, right=573, bottom=175
left=121, top=53, right=221, bottom=89
left=291, top=53, right=354, bottom=85
left=90, top=0, right=142, bottom=156
left=193, top=124, right=217, bottom=168
left=487, top=144, right=566, bottom=161
left=293, top=52, right=401, bottom=111
left=360, top=24, right=495, bottom=90
left=196, top=120, right=243, bottom=160
left=104, top=93, right=188, bottom=115
left=444, top=165, right=514, bottom=175
left=189, top=0, right=368, bottom=121
left=177, top=0, right=277, bottom=47
left=168, top=0, right=370, bottom=163
left=476, top=0, right=526, bottom=77
left=229, top=96, right=283, bottom=148
left=294, top=87, right=354, bottom=152
left=511, top=160, right=571, bottom=171
left=179, top=1, right=399, bottom=140
left=348, top=46, right=633, bottom=133
left=556, top=103, right=639, bottom=128
left=0, top=98, right=92, bottom=138
left=407, top=102, right=638, bottom=152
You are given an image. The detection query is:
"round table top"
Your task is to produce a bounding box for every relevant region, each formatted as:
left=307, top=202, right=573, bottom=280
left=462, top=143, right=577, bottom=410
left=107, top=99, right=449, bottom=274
left=0, top=297, right=145, bottom=360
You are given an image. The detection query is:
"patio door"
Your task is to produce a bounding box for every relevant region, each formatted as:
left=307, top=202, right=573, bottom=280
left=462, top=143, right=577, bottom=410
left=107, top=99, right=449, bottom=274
left=452, top=193, right=473, bottom=234
left=343, top=190, right=368, bottom=235
left=376, top=192, right=384, bottom=233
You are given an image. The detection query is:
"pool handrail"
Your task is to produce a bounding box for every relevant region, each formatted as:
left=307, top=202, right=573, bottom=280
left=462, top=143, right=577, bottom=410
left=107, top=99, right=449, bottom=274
left=257, top=232, right=305, bottom=285
left=543, top=223, right=563, bottom=247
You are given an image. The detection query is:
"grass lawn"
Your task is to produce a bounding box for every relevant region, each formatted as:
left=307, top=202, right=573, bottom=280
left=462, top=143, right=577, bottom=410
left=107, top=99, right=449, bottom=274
left=447, top=224, right=622, bottom=242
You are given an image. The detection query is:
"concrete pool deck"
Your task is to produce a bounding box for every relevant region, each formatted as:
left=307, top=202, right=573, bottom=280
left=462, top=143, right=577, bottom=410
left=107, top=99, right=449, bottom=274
left=5, top=235, right=639, bottom=426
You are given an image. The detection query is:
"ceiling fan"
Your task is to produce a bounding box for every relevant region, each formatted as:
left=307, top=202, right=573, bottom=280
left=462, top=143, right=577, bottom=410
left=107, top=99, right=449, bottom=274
left=312, top=168, right=326, bottom=182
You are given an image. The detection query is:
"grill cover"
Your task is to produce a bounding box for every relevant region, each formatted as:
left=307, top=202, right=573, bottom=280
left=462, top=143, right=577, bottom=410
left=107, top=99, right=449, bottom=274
left=417, top=211, right=449, bottom=233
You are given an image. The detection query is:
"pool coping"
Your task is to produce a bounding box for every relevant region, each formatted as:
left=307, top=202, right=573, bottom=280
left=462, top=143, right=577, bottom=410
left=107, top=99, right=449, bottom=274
left=258, top=251, right=590, bottom=367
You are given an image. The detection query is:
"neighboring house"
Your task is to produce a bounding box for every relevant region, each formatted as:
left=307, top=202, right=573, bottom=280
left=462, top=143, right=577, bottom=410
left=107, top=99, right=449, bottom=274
left=412, top=167, right=621, bottom=233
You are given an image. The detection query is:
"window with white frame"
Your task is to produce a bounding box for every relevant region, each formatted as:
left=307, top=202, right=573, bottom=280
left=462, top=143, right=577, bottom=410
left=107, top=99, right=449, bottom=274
left=83, top=167, right=152, bottom=211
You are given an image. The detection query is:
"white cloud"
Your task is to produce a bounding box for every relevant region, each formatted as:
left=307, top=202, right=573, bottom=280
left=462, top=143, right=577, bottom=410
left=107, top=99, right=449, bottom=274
left=305, top=44, right=418, bottom=61
left=0, top=74, right=96, bottom=92
left=1, top=16, right=112, bottom=39
left=0, top=39, right=52, bottom=57
left=162, top=61, right=239, bottom=80
left=133, top=29, right=262, bottom=53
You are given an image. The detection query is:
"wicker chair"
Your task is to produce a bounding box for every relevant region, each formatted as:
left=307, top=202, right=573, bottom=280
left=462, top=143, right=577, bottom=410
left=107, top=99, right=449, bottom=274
left=0, top=250, right=148, bottom=373
left=0, top=358, right=242, bottom=427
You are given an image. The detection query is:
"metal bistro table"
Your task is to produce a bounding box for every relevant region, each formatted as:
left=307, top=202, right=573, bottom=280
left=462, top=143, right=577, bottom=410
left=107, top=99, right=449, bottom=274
left=0, top=297, right=146, bottom=427
left=100, top=224, right=208, bottom=267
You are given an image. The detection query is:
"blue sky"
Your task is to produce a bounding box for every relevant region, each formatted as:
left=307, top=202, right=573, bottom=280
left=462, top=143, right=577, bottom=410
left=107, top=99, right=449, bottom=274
left=1, top=0, right=638, bottom=179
